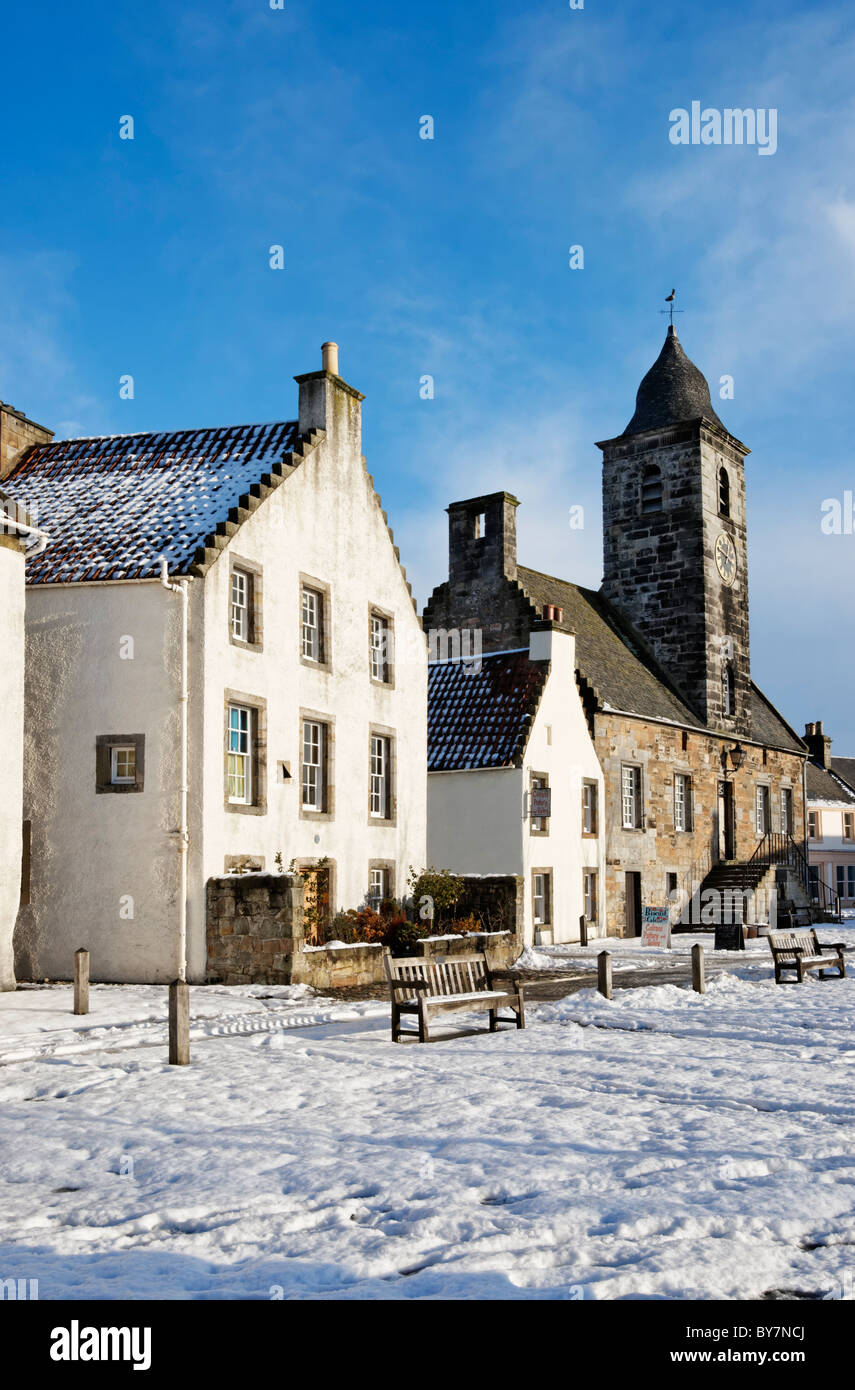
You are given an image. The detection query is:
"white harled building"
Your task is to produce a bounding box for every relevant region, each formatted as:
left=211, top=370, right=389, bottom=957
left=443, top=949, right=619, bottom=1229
left=427, top=622, right=606, bottom=946
left=4, top=345, right=427, bottom=983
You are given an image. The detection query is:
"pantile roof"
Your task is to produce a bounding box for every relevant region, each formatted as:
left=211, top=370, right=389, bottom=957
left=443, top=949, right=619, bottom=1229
left=2, top=421, right=299, bottom=584
left=428, top=649, right=548, bottom=771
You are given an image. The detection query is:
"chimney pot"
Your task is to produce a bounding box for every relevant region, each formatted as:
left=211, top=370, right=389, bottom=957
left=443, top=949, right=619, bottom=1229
left=321, top=342, right=339, bottom=376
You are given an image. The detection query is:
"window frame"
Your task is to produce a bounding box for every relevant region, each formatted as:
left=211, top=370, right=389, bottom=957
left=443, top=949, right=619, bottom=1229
left=367, top=861, right=395, bottom=911
left=808, top=809, right=821, bottom=840
left=674, top=772, right=693, bottom=833
left=367, top=725, right=396, bottom=826
left=223, top=692, right=267, bottom=814
left=781, top=787, right=794, bottom=836
left=299, top=575, right=332, bottom=670
left=582, top=780, right=598, bottom=836
left=532, top=869, right=553, bottom=928
left=298, top=710, right=334, bottom=821
left=843, top=812, right=854, bottom=841
left=755, top=783, right=771, bottom=837
left=583, top=868, right=598, bottom=924
left=95, top=734, right=145, bottom=795
left=369, top=606, right=395, bottom=686
left=228, top=555, right=264, bottom=652
left=621, top=764, right=642, bottom=830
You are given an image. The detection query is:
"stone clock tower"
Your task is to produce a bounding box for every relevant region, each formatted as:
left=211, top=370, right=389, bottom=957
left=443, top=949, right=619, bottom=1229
left=597, top=326, right=751, bottom=737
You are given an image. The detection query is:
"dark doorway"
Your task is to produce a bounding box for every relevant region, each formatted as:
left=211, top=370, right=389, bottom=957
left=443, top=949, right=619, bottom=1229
left=625, top=871, right=642, bottom=937
left=717, top=781, right=735, bottom=861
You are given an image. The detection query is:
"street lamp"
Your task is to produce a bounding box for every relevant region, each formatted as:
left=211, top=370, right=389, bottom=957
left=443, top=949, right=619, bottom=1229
left=728, top=742, right=745, bottom=771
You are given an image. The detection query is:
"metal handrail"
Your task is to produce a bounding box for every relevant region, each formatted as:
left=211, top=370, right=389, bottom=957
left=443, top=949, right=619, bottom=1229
left=741, top=831, right=840, bottom=917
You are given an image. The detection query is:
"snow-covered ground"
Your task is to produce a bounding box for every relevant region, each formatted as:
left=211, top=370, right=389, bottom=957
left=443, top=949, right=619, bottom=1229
left=1, top=941, right=854, bottom=1301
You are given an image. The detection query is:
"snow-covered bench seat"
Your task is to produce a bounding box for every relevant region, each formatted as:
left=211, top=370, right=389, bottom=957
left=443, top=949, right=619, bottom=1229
left=382, top=948, right=526, bottom=1043
left=767, top=929, right=847, bottom=984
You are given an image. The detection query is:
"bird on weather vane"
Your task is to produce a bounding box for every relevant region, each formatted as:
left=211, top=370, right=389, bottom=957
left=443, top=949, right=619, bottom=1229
left=660, top=288, right=684, bottom=328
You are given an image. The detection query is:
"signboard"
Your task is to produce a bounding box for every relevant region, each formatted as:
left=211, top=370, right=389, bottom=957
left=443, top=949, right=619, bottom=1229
left=641, top=905, right=671, bottom=949
left=714, top=922, right=745, bottom=952
left=530, top=787, right=552, bottom=819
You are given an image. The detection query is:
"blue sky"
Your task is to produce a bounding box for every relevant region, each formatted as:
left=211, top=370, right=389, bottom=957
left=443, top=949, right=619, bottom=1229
left=3, top=0, right=855, bottom=742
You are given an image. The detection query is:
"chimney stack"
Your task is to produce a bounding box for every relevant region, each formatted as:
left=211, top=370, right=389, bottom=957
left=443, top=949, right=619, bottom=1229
left=447, top=492, right=520, bottom=591
left=295, top=342, right=363, bottom=446
left=0, top=402, right=53, bottom=481
left=804, top=720, right=832, bottom=770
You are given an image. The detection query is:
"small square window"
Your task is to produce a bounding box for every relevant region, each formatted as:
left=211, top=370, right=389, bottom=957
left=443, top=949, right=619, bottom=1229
left=111, top=745, right=137, bottom=784
left=96, top=735, right=145, bottom=794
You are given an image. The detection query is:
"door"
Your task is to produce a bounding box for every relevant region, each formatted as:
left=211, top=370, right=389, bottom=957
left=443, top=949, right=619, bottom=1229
left=717, top=781, right=735, bottom=861
left=625, top=871, right=642, bottom=937
left=301, top=865, right=331, bottom=945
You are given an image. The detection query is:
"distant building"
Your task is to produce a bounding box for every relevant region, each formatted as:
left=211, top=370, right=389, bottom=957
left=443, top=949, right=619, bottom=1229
left=804, top=721, right=855, bottom=910
left=427, top=625, right=605, bottom=945
left=4, top=345, right=427, bottom=983
left=424, top=328, right=808, bottom=934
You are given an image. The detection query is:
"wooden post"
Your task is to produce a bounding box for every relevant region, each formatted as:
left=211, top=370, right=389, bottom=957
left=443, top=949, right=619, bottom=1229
left=168, top=980, right=190, bottom=1065
left=73, top=948, right=89, bottom=1015
left=579, top=913, right=588, bottom=948
left=597, top=950, right=612, bottom=1000
left=691, top=942, right=706, bottom=995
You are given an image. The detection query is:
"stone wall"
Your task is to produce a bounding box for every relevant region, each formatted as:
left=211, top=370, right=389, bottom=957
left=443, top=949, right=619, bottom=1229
left=0, top=404, right=53, bottom=481
left=594, top=712, right=806, bottom=936
left=453, top=873, right=524, bottom=938
left=206, top=874, right=305, bottom=985
left=206, top=872, right=524, bottom=986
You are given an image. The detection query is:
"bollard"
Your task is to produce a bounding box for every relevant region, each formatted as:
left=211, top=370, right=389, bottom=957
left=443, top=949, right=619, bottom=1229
left=73, top=948, right=89, bottom=1015
left=691, top=942, right=706, bottom=994
left=168, top=980, right=190, bottom=1065
left=579, top=913, right=588, bottom=949
left=597, top=950, right=612, bottom=1000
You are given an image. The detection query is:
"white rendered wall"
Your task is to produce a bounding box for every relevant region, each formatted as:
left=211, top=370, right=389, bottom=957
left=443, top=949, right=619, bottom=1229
left=521, top=629, right=605, bottom=944
left=0, top=538, right=25, bottom=989
left=427, top=629, right=605, bottom=946
left=16, top=374, right=426, bottom=983
left=16, top=579, right=191, bottom=983
left=200, top=379, right=427, bottom=935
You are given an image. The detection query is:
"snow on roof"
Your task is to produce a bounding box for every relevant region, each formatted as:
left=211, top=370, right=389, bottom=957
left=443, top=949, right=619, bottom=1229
left=428, top=650, right=548, bottom=771
left=3, top=420, right=299, bottom=584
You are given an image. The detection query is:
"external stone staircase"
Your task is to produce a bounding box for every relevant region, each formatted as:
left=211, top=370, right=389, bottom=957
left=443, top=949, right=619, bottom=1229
left=676, top=859, right=813, bottom=930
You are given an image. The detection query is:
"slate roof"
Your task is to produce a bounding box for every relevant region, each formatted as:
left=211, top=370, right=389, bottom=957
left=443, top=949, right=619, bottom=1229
left=2, top=421, right=299, bottom=584
left=623, top=326, right=726, bottom=436
left=515, top=564, right=805, bottom=753
left=428, top=650, right=548, bottom=771
left=831, top=757, right=855, bottom=793
left=806, top=762, right=855, bottom=805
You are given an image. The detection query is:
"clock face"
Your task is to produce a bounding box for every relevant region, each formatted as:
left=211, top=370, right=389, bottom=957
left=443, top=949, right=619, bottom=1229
left=714, top=532, right=737, bottom=586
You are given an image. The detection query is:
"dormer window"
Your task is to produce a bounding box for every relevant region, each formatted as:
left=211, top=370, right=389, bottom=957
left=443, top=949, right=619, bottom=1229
left=719, top=467, right=731, bottom=518
left=640, top=465, right=662, bottom=514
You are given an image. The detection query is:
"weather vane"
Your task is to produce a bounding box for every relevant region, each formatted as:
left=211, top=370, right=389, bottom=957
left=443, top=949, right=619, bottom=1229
left=659, top=288, right=684, bottom=328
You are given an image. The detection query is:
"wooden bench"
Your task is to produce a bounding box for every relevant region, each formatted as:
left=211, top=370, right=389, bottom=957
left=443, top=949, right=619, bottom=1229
left=767, top=929, right=847, bottom=984
left=382, top=949, right=526, bottom=1043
